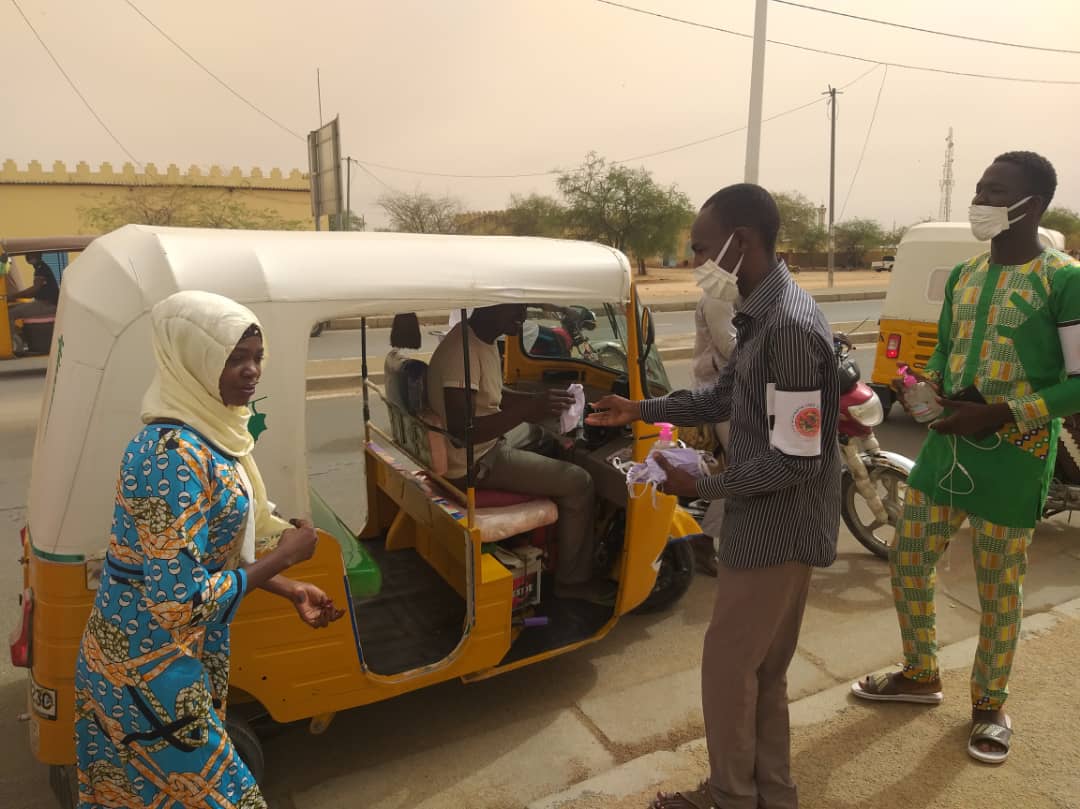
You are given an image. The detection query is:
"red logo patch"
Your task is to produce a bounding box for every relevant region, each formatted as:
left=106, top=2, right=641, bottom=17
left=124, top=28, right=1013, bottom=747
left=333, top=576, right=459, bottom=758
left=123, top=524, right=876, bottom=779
left=793, top=406, right=821, bottom=438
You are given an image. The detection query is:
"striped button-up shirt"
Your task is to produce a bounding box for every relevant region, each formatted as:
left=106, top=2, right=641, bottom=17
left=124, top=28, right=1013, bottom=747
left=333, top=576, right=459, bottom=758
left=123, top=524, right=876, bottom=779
left=641, top=261, right=840, bottom=569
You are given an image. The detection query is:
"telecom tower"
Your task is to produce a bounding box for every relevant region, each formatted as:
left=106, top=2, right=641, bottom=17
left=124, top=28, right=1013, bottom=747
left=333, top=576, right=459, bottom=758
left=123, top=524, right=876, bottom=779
left=939, top=128, right=955, bottom=221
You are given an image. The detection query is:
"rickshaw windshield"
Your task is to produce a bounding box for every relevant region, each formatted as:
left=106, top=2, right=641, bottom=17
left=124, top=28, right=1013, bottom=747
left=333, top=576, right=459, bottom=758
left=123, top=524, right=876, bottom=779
left=522, top=302, right=631, bottom=375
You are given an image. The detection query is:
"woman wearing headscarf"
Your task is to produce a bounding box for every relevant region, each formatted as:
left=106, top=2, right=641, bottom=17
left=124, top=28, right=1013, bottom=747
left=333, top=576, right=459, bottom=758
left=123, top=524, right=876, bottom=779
left=73, top=291, right=344, bottom=809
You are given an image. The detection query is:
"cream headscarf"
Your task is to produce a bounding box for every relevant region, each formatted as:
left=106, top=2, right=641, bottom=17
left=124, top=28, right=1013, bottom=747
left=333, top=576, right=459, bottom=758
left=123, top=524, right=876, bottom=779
left=141, top=291, right=291, bottom=554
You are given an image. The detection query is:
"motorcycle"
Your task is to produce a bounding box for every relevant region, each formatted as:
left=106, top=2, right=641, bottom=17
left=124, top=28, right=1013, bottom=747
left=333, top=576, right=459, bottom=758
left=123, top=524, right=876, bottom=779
left=1041, top=414, right=1080, bottom=518
left=680, top=334, right=914, bottom=562
left=527, top=304, right=629, bottom=371
left=835, top=334, right=914, bottom=559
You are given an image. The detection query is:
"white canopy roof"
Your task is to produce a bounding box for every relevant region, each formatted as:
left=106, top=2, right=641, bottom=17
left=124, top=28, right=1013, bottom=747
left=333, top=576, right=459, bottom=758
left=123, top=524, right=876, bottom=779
left=29, top=226, right=633, bottom=558
left=70, top=225, right=632, bottom=338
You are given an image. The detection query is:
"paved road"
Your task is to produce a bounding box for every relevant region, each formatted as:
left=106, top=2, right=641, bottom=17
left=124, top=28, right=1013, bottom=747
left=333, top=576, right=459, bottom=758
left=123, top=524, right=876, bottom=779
left=3, top=356, right=1078, bottom=809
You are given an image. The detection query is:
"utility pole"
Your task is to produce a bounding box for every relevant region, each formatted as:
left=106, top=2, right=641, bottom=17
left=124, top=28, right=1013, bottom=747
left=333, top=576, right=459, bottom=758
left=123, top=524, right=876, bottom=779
left=823, top=85, right=841, bottom=288
left=345, top=157, right=352, bottom=231
left=938, top=127, right=956, bottom=221
left=744, top=0, right=768, bottom=184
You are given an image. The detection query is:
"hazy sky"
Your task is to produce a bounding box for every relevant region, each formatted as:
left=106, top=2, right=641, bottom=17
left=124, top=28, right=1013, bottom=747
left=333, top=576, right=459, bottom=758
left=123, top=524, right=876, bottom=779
left=4, top=0, right=1079, bottom=229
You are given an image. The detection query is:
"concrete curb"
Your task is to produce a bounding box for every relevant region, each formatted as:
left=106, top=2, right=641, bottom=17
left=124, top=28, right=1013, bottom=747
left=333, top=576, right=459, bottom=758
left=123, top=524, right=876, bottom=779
left=527, top=596, right=1080, bottom=809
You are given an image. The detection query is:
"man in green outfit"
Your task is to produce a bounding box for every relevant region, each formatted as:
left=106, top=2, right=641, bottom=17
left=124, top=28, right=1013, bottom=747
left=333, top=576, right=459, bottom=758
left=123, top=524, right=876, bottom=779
left=852, top=151, right=1080, bottom=764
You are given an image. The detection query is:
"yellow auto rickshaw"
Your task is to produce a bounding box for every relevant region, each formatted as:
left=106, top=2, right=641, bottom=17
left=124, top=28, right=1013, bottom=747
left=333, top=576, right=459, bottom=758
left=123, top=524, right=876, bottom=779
left=10, top=225, right=700, bottom=805
left=869, top=222, right=1066, bottom=411
left=0, top=236, right=96, bottom=359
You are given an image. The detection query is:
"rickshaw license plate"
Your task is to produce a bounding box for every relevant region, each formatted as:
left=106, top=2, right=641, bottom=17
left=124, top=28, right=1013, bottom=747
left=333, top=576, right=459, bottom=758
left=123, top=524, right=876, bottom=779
left=30, top=677, right=57, bottom=720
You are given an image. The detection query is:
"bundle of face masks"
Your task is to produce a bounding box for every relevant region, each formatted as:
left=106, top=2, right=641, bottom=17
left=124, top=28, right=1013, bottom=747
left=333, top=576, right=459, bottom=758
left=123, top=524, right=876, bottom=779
left=617, top=447, right=714, bottom=507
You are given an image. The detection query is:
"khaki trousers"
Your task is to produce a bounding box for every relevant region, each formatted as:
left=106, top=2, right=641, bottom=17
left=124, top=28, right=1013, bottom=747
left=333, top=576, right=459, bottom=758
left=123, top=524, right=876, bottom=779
left=703, top=561, right=813, bottom=809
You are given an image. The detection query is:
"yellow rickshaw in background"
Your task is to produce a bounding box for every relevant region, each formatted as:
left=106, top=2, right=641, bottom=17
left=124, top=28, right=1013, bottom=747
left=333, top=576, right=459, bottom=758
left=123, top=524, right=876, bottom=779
left=10, top=225, right=700, bottom=805
left=0, top=236, right=96, bottom=359
left=869, top=222, right=1065, bottom=411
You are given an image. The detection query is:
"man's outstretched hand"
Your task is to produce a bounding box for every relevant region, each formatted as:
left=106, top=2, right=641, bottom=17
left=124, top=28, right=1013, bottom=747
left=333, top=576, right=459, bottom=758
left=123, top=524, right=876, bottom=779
left=586, top=395, right=641, bottom=427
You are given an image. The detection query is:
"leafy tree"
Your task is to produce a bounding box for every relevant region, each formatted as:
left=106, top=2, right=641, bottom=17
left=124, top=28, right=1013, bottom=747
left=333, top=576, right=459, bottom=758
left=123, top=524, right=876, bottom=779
left=556, top=152, right=694, bottom=275
left=504, top=194, right=567, bottom=237
left=833, top=218, right=886, bottom=268
left=883, top=225, right=908, bottom=249
left=80, top=185, right=307, bottom=231
left=774, top=191, right=821, bottom=251
left=378, top=191, right=464, bottom=234
left=795, top=225, right=827, bottom=266
left=1043, top=206, right=1080, bottom=250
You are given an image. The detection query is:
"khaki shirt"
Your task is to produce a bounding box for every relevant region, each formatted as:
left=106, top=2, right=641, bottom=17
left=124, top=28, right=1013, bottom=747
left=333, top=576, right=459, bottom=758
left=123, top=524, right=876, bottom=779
left=426, top=322, right=504, bottom=479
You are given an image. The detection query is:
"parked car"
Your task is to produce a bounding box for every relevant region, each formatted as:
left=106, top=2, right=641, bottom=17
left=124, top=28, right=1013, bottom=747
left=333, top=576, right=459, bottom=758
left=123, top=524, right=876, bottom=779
left=871, top=255, right=895, bottom=272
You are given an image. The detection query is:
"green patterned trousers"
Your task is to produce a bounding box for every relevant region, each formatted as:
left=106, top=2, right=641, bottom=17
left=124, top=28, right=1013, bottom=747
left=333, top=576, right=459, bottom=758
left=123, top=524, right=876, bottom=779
left=890, top=486, right=1032, bottom=710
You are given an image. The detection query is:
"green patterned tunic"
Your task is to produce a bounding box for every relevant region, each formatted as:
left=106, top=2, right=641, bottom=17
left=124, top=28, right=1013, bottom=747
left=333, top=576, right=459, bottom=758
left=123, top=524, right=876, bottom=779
left=908, top=247, right=1080, bottom=528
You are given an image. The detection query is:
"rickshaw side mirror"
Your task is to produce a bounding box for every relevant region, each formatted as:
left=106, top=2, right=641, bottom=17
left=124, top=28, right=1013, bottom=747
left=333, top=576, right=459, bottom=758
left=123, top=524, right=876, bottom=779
left=640, top=306, right=656, bottom=352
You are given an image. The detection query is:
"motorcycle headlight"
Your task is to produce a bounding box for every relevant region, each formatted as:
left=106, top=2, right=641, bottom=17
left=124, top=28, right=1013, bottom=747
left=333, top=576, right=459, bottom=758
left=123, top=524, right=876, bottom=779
left=848, top=396, right=884, bottom=427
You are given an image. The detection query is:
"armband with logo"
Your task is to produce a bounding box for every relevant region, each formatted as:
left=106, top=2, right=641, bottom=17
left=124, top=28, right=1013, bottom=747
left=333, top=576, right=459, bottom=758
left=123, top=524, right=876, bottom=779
left=767, top=384, right=822, bottom=457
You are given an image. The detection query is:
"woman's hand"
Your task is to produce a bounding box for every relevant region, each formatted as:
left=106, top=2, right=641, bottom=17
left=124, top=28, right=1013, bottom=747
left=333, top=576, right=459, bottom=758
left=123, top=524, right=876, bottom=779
left=290, top=581, right=346, bottom=628
left=276, top=518, right=318, bottom=567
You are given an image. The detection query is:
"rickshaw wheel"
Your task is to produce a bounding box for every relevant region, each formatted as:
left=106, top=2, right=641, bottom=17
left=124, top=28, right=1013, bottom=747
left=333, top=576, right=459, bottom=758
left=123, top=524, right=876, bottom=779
left=226, top=711, right=266, bottom=784
left=48, top=764, right=78, bottom=809
left=632, top=539, right=694, bottom=614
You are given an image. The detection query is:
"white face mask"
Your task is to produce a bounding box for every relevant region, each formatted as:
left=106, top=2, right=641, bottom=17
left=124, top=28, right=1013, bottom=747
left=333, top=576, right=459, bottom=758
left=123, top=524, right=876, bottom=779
left=968, top=195, right=1032, bottom=242
left=693, top=233, right=744, bottom=303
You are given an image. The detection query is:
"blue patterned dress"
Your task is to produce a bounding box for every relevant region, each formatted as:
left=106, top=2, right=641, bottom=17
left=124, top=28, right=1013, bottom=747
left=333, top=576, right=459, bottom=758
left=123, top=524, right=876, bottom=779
left=74, top=424, right=265, bottom=809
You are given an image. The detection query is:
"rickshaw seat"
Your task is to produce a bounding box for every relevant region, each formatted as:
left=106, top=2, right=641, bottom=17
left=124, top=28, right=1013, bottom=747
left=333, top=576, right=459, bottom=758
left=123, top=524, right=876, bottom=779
left=382, top=350, right=558, bottom=542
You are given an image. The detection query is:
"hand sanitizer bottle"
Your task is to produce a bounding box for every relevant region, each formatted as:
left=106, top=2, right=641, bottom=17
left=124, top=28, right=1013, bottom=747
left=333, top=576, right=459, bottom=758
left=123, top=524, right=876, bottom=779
left=898, top=365, right=943, bottom=423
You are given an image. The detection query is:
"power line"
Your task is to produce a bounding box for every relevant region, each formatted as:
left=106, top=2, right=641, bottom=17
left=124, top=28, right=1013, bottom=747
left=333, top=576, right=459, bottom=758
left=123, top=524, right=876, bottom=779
left=123, top=0, right=306, bottom=143
left=839, top=65, right=888, bottom=219
left=347, top=158, right=397, bottom=192
left=10, top=0, right=141, bottom=165
left=347, top=63, right=880, bottom=181
left=592, top=0, right=1080, bottom=85
left=773, top=1, right=1080, bottom=56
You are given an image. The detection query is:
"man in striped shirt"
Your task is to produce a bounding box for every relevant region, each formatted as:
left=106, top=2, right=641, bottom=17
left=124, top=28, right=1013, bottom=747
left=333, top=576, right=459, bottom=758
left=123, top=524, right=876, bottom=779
left=589, top=184, right=839, bottom=809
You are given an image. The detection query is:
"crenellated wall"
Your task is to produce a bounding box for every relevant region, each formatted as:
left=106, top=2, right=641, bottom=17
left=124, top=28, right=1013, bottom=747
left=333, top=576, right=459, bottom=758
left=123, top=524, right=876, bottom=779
left=0, top=160, right=309, bottom=190
left=0, top=159, right=313, bottom=240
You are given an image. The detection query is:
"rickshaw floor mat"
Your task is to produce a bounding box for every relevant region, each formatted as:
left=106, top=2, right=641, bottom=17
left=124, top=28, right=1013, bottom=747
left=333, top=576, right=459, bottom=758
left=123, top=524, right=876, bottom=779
left=352, top=540, right=466, bottom=675
left=500, top=574, right=614, bottom=665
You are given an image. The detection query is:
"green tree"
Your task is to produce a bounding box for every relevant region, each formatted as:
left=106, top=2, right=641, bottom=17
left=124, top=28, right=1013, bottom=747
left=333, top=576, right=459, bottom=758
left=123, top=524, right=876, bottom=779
left=80, top=185, right=307, bottom=231
left=504, top=194, right=567, bottom=237
left=1043, top=206, right=1080, bottom=250
left=795, top=225, right=827, bottom=266
left=884, top=225, right=908, bottom=248
left=834, top=218, right=886, bottom=268
left=774, top=191, right=820, bottom=251
left=556, top=152, right=694, bottom=275
left=378, top=191, right=464, bottom=234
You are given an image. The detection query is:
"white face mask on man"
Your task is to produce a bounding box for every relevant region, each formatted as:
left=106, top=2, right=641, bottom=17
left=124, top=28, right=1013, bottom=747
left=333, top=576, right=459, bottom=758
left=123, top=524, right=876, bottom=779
left=693, top=232, right=744, bottom=304
left=968, top=196, right=1032, bottom=242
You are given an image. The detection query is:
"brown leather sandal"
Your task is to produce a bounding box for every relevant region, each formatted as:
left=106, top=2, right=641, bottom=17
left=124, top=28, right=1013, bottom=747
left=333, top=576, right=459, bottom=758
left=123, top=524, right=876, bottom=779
left=851, top=670, right=943, bottom=704
left=651, top=782, right=715, bottom=808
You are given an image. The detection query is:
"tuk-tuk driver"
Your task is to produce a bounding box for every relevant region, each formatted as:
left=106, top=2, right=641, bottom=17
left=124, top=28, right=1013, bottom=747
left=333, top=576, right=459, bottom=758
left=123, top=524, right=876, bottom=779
left=427, top=304, right=615, bottom=604
left=7, top=251, right=60, bottom=352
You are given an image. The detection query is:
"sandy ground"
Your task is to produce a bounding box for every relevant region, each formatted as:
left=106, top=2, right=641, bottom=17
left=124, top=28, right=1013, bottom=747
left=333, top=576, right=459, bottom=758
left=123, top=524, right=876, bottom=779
left=546, top=614, right=1080, bottom=809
